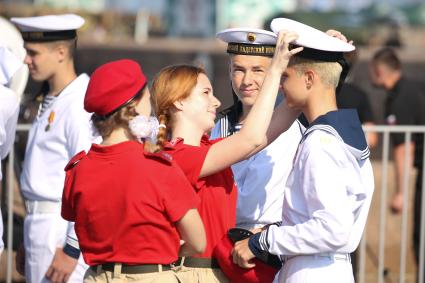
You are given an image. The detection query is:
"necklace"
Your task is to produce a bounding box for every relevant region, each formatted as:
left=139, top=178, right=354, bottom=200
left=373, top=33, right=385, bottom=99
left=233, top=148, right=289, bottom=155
left=39, top=78, right=76, bottom=132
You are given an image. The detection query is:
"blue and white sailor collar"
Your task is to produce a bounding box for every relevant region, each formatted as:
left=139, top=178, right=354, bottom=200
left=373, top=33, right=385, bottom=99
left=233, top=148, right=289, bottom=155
left=303, top=109, right=370, bottom=161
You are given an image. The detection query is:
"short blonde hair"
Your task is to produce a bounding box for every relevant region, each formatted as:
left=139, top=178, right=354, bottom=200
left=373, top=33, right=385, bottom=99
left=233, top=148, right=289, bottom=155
left=288, top=57, right=342, bottom=88
left=45, top=38, right=77, bottom=59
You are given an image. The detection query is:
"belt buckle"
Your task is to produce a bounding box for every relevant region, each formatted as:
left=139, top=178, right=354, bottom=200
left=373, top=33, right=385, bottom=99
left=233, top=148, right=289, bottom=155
left=24, top=200, right=34, bottom=214
left=170, top=261, right=182, bottom=272
left=174, top=257, right=185, bottom=267
left=334, top=253, right=350, bottom=262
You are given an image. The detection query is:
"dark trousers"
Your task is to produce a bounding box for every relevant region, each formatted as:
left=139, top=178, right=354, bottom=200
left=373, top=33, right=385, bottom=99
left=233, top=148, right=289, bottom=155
left=414, top=167, right=424, bottom=283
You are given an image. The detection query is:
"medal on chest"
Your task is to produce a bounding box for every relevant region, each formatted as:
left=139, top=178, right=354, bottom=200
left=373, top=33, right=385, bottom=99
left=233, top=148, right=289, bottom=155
left=45, top=111, right=55, bottom=131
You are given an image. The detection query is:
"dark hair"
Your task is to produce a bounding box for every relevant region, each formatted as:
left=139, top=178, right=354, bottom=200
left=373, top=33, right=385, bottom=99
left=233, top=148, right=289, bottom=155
left=372, top=48, right=401, bottom=71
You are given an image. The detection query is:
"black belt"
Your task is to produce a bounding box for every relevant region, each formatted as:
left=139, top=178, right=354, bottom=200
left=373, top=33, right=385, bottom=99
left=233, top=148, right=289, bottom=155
left=90, top=263, right=173, bottom=274
left=175, top=257, right=220, bottom=269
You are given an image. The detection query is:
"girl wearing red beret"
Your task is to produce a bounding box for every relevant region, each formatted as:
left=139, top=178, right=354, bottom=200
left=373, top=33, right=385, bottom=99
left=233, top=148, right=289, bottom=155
left=61, top=59, right=206, bottom=283
left=151, top=32, right=302, bottom=282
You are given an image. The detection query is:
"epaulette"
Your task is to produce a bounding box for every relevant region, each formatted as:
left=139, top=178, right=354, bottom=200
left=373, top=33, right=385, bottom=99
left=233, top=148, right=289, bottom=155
left=64, top=151, right=87, bottom=171
left=144, top=151, right=173, bottom=165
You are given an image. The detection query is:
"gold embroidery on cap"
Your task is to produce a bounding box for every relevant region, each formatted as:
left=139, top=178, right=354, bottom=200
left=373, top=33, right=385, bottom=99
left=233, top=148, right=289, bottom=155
left=265, top=46, right=275, bottom=53
left=227, top=43, right=275, bottom=56
left=30, top=32, right=44, bottom=39
left=247, top=32, right=256, bottom=43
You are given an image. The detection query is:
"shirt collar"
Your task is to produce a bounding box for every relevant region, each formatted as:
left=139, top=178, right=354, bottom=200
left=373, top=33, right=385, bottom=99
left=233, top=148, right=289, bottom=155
left=58, top=74, right=89, bottom=99
left=304, top=109, right=370, bottom=160
left=166, top=134, right=212, bottom=149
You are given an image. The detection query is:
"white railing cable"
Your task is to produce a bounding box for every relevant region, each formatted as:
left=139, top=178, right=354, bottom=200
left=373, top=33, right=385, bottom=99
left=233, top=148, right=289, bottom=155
left=379, top=131, right=390, bottom=283
left=419, top=139, right=425, bottom=283
left=363, top=125, right=425, bottom=133
left=400, top=132, right=411, bottom=283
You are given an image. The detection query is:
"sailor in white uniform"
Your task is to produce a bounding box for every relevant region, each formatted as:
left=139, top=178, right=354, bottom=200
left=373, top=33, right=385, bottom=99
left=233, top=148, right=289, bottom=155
left=11, top=14, right=95, bottom=283
left=232, top=18, right=374, bottom=283
left=0, top=46, right=23, bottom=256
left=211, top=28, right=303, bottom=230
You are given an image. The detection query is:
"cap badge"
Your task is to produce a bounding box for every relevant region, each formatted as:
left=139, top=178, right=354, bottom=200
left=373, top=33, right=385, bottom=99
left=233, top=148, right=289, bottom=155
left=247, top=33, right=256, bottom=43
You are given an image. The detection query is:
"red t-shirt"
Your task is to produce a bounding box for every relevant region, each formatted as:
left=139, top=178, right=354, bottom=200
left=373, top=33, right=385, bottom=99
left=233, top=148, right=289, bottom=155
left=164, top=135, right=238, bottom=258
left=61, top=141, right=199, bottom=266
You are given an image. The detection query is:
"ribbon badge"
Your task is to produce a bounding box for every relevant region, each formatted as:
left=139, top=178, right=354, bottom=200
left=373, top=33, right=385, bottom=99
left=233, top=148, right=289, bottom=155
left=45, top=111, right=55, bottom=132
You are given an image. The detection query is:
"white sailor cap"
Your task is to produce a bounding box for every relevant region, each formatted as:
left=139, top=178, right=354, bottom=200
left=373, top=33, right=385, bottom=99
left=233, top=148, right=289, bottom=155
left=270, top=18, right=355, bottom=63
left=10, top=14, right=84, bottom=42
left=216, top=28, right=277, bottom=57
left=271, top=18, right=356, bottom=91
left=0, top=46, right=23, bottom=85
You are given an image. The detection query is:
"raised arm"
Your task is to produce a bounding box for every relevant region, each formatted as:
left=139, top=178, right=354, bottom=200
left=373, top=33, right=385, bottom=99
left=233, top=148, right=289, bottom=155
left=199, top=31, right=302, bottom=178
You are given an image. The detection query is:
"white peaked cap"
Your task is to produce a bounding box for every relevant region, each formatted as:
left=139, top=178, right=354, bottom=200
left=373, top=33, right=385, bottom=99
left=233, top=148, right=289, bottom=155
left=216, top=27, right=277, bottom=56
left=216, top=27, right=277, bottom=45
left=270, top=18, right=355, bottom=52
left=11, top=14, right=84, bottom=32
left=11, top=14, right=84, bottom=42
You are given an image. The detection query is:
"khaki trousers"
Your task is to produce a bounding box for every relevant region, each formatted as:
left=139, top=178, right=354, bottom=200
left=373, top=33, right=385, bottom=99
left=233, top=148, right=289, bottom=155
left=175, top=266, right=230, bottom=283
left=84, top=264, right=182, bottom=283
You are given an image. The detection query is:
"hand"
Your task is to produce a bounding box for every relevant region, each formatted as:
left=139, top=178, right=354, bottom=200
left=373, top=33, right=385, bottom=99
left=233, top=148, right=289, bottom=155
left=325, top=29, right=353, bottom=45
left=270, top=30, right=304, bottom=74
left=390, top=192, right=404, bottom=214
left=15, top=243, right=25, bottom=276
left=249, top=225, right=269, bottom=234
left=249, top=227, right=263, bottom=234
left=45, top=248, right=78, bottom=283
left=232, top=238, right=256, bottom=269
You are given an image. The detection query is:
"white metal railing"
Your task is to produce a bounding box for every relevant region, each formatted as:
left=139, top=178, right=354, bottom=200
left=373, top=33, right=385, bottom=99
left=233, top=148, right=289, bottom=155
left=2, top=124, right=425, bottom=283
left=361, top=125, right=425, bottom=283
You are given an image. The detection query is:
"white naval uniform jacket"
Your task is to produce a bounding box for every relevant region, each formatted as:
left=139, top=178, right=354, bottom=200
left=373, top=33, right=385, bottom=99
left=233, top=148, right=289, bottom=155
left=258, top=109, right=374, bottom=256
left=20, top=74, right=93, bottom=241
left=20, top=74, right=93, bottom=202
left=211, top=115, right=304, bottom=229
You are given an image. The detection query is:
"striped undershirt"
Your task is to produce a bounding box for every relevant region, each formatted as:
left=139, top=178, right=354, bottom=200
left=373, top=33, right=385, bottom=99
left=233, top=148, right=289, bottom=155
left=38, top=95, right=56, bottom=117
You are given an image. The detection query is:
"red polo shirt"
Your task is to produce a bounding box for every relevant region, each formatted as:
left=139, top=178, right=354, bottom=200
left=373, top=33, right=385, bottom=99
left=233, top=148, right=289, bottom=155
left=164, top=135, right=238, bottom=258
left=61, top=141, right=199, bottom=265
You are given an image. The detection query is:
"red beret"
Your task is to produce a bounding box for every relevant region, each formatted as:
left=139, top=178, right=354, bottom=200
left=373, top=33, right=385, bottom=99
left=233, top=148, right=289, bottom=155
left=84, top=59, right=147, bottom=116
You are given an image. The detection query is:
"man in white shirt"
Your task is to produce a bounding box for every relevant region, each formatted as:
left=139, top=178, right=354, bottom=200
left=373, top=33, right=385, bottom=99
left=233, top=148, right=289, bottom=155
left=11, top=14, right=95, bottom=283
left=0, top=46, right=22, bottom=256
left=211, top=28, right=303, bottom=231
left=232, top=18, right=374, bottom=283
left=212, top=27, right=352, bottom=283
